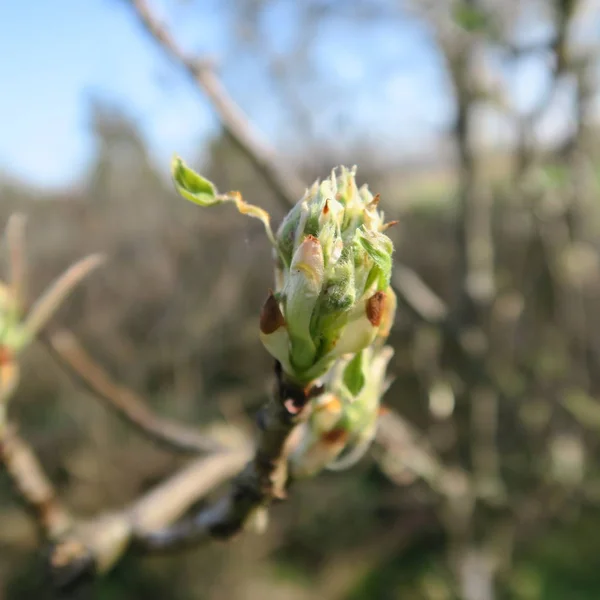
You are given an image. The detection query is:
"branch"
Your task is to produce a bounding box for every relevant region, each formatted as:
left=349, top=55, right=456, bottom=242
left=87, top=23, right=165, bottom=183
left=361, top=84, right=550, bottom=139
left=45, top=363, right=318, bottom=589
left=136, top=364, right=319, bottom=550
left=46, top=447, right=250, bottom=589
left=393, top=263, right=448, bottom=324
left=375, top=407, right=471, bottom=499
left=129, top=0, right=305, bottom=209
left=0, top=426, right=73, bottom=541
left=0, top=216, right=318, bottom=588
left=42, top=328, right=228, bottom=455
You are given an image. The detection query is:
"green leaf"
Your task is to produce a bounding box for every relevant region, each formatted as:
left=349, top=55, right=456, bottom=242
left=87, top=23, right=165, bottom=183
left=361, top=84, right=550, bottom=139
left=171, top=155, right=218, bottom=205
left=364, top=264, right=382, bottom=294
left=343, top=351, right=365, bottom=396
left=276, top=201, right=303, bottom=268
left=357, top=228, right=393, bottom=290
left=286, top=236, right=324, bottom=370
left=171, top=155, right=278, bottom=248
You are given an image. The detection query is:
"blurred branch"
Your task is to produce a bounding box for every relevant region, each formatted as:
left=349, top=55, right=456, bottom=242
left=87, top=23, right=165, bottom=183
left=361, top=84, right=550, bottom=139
left=393, top=264, right=448, bottom=324
left=4, top=318, right=321, bottom=589
left=46, top=363, right=318, bottom=588
left=3, top=325, right=317, bottom=587
left=42, top=328, right=228, bottom=455
left=375, top=407, right=471, bottom=498
left=129, top=0, right=305, bottom=209
left=47, top=447, right=249, bottom=589
left=0, top=426, right=73, bottom=541
left=24, top=255, right=106, bottom=339
left=136, top=364, right=319, bottom=550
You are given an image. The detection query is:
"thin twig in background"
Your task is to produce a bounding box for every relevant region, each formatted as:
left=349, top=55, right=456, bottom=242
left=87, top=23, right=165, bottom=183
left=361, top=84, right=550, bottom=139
left=42, top=328, right=230, bottom=455
left=129, top=0, right=305, bottom=210
left=44, top=364, right=317, bottom=586
left=47, top=447, right=250, bottom=589
left=0, top=426, right=73, bottom=541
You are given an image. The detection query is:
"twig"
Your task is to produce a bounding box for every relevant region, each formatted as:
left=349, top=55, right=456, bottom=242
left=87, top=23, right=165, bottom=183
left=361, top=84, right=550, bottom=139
left=136, top=363, right=318, bottom=550
left=393, top=264, right=448, bottom=324
left=46, top=447, right=250, bottom=589
left=375, top=407, right=472, bottom=499
left=42, top=328, right=228, bottom=455
left=45, top=363, right=317, bottom=588
left=129, top=0, right=305, bottom=209
left=0, top=426, right=73, bottom=541
left=23, top=254, right=105, bottom=339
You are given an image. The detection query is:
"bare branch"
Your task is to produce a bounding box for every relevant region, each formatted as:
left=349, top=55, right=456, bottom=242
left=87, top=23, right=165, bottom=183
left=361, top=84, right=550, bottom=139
left=136, top=365, right=318, bottom=551
left=393, top=264, right=448, bottom=324
left=375, top=407, right=472, bottom=499
left=129, top=0, right=305, bottom=209
left=0, top=425, right=73, bottom=541
left=129, top=447, right=250, bottom=536
left=42, top=328, right=228, bottom=455
left=46, top=364, right=318, bottom=588
left=23, top=254, right=105, bottom=339
left=46, top=448, right=250, bottom=588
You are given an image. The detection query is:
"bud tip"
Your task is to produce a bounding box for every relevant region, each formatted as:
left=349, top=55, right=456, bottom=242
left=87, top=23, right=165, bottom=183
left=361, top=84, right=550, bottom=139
left=382, top=220, right=399, bottom=231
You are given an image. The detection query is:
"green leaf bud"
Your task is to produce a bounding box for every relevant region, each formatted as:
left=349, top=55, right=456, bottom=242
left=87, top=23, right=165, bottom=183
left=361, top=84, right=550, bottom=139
left=170, top=159, right=396, bottom=385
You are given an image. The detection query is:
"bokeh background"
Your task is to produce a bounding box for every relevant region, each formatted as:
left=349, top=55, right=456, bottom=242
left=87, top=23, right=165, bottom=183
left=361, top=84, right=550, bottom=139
left=2, top=0, right=600, bottom=598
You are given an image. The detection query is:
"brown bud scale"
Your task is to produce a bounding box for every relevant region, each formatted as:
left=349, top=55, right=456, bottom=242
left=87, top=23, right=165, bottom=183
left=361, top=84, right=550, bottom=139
left=322, top=428, right=349, bottom=445
left=260, top=291, right=285, bottom=334
left=366, top=291, right=387, bottom=327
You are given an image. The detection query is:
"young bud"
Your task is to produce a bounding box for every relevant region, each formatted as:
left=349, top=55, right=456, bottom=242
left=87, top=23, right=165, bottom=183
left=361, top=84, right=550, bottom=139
left=290, top=345, right=394, bottom=477
left=284, top=235, right=325, bottom=371
left=271, top=167, right=395, bottom=382
left=170, top=160, right=396, bottom=385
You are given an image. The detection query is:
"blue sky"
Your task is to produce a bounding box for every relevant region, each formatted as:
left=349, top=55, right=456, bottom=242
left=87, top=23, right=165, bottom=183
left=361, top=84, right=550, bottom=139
left=0, top=0, right=593, bottom=190
left=0, top=0, right=221, bottom=188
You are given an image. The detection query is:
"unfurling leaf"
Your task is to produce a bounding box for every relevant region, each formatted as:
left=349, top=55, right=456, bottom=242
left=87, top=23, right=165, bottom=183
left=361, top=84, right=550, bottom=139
left=171, top=156, right=277, bottom=246
left=171, top=156, right=217, bottom=205
left=343, top=351, right=365, bottom=396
